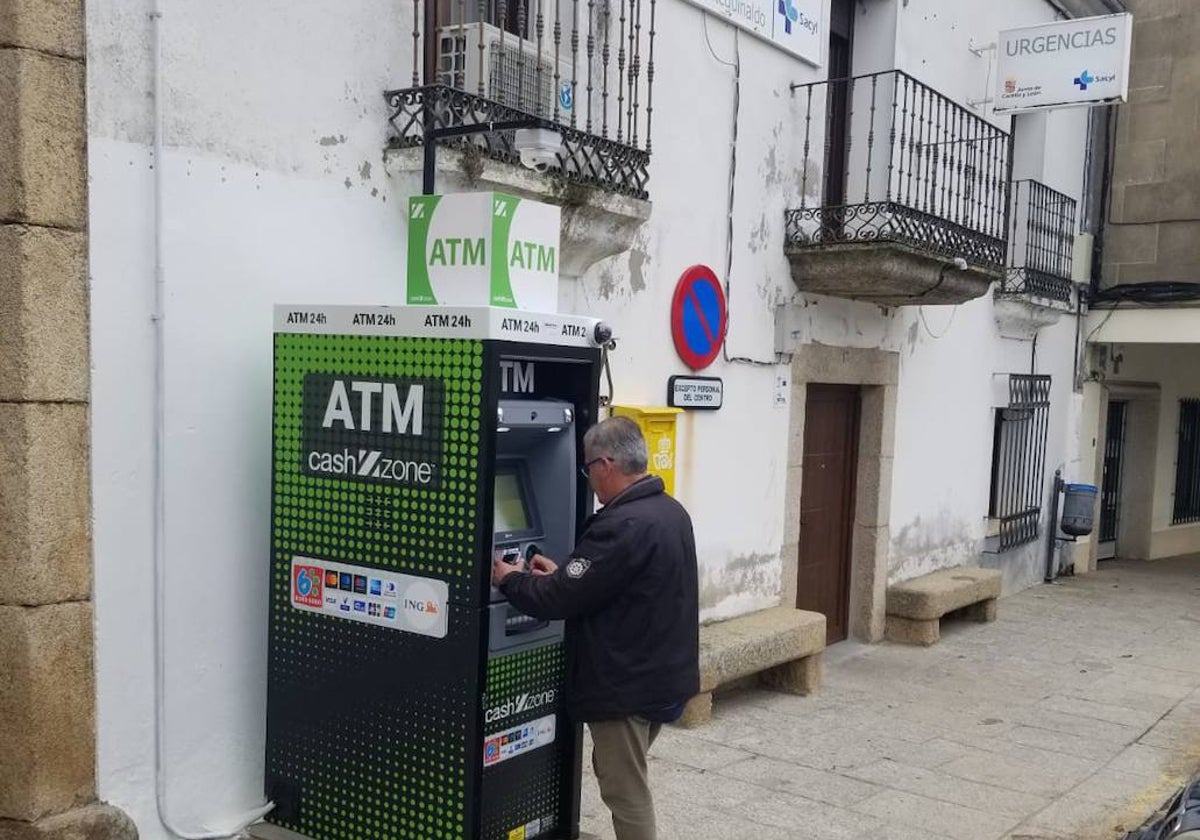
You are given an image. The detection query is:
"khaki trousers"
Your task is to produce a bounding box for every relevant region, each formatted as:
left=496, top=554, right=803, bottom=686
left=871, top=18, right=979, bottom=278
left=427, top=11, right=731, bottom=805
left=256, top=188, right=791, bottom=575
left=588, top=717, right=663, bottom=840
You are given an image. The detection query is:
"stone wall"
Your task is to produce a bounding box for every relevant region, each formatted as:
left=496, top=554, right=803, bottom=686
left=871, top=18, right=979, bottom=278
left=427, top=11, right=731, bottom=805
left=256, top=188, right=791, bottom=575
left=1103, top=0, right=1200, bottom=286
left=0, top=1, right=134, bottom=837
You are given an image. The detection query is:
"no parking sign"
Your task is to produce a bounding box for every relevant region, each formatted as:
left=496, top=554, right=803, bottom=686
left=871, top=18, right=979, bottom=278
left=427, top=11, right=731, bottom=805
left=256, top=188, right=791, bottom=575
left=670, top=265, right=727, bottom=371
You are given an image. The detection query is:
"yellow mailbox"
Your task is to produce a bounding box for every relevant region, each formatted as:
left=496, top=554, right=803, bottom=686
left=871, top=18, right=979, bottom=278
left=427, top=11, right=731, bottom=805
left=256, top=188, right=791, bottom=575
left=610, top=405, right=683, bottom=495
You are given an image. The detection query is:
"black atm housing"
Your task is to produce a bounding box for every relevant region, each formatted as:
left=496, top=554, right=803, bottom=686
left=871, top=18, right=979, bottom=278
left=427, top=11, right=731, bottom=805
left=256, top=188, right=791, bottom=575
left=262, top=327, right=601, bottom=840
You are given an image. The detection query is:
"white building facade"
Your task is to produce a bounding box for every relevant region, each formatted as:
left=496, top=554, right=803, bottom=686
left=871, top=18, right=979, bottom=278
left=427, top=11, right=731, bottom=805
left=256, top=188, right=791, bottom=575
left=82, top=0, right=1117, bottom=834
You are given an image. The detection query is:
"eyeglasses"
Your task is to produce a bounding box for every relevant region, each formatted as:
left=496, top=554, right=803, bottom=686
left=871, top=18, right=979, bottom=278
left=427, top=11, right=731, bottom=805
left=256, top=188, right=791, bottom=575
left=579, top=457, right=609, bottom=480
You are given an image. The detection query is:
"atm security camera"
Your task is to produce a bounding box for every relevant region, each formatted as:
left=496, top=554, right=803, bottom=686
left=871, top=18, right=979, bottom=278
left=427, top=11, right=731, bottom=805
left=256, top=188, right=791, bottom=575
left=514, top=127, right=564, bottom=173
left=593, top=321, right=613, bottom=346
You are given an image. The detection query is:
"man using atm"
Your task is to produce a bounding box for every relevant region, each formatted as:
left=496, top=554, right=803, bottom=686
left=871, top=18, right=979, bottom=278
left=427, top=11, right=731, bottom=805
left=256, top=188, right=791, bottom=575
left=491, top=416, right=700, bottom=840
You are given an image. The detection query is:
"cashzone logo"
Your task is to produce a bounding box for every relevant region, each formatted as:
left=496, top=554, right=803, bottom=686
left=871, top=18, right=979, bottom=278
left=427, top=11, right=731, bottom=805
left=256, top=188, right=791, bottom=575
left=484, top=689, right=557, bottom=725
left=301, top=374, right=444, bottom=489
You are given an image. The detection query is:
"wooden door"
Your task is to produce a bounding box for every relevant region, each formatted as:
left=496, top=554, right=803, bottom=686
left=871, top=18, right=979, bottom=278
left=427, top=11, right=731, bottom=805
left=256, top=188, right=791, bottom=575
left=797, top=385, right=860, bottom=643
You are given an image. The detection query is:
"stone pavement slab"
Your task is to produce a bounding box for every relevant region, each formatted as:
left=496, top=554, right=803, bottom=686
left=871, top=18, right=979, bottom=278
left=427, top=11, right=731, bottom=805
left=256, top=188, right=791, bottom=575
left=579, top=556, right=1200, bottom=840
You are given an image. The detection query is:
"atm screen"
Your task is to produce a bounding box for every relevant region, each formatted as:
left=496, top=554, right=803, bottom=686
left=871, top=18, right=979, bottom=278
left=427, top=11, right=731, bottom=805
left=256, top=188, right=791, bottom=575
left=494, top=471, right=531, bottom=534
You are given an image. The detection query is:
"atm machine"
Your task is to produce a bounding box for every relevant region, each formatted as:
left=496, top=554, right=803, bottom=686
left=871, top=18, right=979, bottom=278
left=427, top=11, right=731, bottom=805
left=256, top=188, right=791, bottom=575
left=259, top=304, right=606, bottom=840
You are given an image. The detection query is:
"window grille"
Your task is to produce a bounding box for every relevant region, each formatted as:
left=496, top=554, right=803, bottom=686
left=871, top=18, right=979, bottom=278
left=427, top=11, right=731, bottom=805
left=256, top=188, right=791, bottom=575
left=988, top=374, right=1051, bottom=551
left=1173, top=399, right=1200, bottom=525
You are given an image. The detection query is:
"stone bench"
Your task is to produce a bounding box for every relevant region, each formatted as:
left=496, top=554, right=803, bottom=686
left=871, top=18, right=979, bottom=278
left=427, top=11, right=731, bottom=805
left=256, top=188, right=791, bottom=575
left=885, top=566, right=1002, bottom=646
left=678, top=606, right=826, bottom=727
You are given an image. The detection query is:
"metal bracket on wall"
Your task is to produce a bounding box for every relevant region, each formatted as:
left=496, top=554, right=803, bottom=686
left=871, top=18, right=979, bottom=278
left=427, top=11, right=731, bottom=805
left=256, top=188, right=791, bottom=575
left=967, top=39, right=997, bottom=110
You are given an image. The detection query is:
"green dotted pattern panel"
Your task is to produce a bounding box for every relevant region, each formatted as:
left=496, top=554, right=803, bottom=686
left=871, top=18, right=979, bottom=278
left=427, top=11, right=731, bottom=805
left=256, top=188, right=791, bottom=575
left=481, top=646, right=568, bottom=840
left=266, top=606, right=477, bottom=840
left=267, top=332, right=487, bottom=840
left=272, top=333, right=485, bottom=603
left=483, top=646, right=563, bottom=702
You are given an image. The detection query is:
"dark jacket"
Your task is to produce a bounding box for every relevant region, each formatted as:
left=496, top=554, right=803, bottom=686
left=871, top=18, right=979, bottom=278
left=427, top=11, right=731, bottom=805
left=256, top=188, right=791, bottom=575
left=499, top=475, right=700, bottom=722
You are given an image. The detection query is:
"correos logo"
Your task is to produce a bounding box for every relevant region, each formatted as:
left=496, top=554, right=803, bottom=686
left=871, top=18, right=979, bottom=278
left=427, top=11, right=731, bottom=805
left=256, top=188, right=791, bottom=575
left=485, top=690, right=557, bottom=724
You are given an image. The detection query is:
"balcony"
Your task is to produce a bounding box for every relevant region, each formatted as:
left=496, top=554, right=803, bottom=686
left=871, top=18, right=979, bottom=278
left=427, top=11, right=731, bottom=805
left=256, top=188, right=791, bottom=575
left=1000, top=180, right=1076, bottom=304
left=384, top=0, right=654, bottom=200
left=785, top=71, right=1011, bottom=307
left=993, top=180, right=1078, bottom=339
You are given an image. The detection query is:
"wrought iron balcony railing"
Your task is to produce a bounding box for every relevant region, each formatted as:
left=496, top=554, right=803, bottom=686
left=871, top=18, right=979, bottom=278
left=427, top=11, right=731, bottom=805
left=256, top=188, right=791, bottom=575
left=785, top=71, right=1011, bottom=272
left=384, top=0, right=655, bottom=199
left=1002, top=179, right=1077, bottom=303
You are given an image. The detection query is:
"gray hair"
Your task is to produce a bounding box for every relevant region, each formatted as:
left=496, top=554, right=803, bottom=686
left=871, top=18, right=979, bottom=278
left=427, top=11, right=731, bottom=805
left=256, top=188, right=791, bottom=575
left=584, top=416, right=648, bottom=475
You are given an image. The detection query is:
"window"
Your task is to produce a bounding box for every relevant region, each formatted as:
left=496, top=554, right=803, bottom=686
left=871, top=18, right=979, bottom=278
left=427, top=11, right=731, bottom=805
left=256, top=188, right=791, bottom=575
left=1173, top=399, right=1200, bottom=525
left=437, top=0, right=530, bottom=37
left=988, top=374, right=1051, bottom=551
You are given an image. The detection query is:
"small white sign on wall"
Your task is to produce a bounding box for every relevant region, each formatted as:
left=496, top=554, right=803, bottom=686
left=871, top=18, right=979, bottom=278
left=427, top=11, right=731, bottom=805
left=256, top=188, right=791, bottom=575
left=773, top=369, right=790, bottom=408
left=669, top=376, right=724, bottom=410
left=677, top=0, right=823, bottom=66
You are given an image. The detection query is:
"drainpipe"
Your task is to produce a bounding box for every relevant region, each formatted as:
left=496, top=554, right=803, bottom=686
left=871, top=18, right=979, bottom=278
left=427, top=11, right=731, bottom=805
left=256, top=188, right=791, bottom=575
left=1044, top=470, right=1064, bottom=582
left=150, top=4, right=274, bottom=836
left=1090, top=105, right=1117, bottom=298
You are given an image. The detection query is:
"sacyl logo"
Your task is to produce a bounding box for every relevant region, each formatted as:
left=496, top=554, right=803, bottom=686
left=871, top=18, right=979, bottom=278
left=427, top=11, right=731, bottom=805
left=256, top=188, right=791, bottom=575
left=485, top=689, right=557, bottom=725
left=1073, top=69, right=1115, bottom=91
left=776, top=0, right=816, bottom=37
left=777, top=0, right=798, bottom=34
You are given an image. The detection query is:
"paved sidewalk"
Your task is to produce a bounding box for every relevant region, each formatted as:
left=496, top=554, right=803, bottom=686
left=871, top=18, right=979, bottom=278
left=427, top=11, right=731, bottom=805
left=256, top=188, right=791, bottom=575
left=580, top=556, right=1200, bottom=840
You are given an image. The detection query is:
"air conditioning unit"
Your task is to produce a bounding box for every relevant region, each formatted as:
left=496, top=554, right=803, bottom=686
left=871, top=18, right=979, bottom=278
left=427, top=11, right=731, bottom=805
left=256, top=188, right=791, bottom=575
left=437, top=22, right=577, bottom=121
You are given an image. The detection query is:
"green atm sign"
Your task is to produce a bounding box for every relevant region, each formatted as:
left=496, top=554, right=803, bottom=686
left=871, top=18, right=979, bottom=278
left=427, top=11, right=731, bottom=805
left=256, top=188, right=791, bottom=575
left=407, top=192, right=561, bottom=312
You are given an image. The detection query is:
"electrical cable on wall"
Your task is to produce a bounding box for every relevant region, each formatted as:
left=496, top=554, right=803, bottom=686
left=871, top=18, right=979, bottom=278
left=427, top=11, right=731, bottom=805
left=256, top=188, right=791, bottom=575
left=917, top=305, right=958, bottom=340
left=1084, top=305, right=1119, bottom=345
left=1080, top=280, right=1197, bottom=349
left=915, top=261, right=968, bottom=340
left=702, top=14, right=778, bottom=368
left=1091, top=281, right=1200, bottom=304
left=1072, top=287, right=1085, bottom=391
